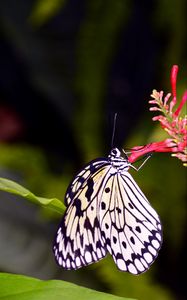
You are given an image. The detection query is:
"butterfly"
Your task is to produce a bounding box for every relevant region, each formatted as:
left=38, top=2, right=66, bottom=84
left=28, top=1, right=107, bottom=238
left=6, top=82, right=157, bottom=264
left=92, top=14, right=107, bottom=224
left=53, top=147, right=162, bottom=274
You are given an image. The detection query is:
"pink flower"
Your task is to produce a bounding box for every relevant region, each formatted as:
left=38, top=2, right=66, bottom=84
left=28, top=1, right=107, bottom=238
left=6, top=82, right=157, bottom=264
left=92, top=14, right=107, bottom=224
left=128, top=65, right=187, bottom=166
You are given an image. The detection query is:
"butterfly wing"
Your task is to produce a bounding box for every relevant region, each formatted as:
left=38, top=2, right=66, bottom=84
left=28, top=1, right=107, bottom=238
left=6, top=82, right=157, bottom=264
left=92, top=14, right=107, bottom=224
left=99, top=171, right=162, bottom=274
left=54, top=153, right=162, bottom=273
left=53, top=159, right=110, bottom=269
left=65, top=158, right=108, bottom=206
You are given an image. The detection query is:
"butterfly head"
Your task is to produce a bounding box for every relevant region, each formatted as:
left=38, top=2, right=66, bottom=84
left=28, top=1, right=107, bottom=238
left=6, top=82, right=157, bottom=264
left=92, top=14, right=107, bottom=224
left=108, top=148, right=130, bottom=171
left=110, top=148, right=121, bottom=158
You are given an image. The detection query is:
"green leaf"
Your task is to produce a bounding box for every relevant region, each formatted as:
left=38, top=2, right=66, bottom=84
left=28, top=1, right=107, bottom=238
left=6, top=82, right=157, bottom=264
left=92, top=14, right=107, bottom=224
left=0, top=177, right=65, bottom=214
left=29, top=0, right=67, bottom=27
left=0, top=273, right=135, bottom=300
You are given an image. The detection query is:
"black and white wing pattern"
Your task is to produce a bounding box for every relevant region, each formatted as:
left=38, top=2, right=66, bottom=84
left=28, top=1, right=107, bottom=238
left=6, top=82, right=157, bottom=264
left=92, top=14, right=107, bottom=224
left=53, top=148, right=162, bottom=274
left=99, top=171, right=162, bottom=274
left=53, top=159, right=110, bottom=269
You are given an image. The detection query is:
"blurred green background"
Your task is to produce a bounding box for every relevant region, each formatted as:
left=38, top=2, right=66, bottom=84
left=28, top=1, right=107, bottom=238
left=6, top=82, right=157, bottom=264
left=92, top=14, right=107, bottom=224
left=0, top=1, right=186, bottom=300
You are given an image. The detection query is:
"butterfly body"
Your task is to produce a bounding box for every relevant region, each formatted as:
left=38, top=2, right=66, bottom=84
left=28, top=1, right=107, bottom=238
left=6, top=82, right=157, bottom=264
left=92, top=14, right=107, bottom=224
left=53, top=148, right=162, bottom=274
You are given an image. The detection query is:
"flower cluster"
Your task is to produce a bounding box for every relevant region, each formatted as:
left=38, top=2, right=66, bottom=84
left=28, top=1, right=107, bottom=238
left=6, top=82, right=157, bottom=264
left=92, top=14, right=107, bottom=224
left=128, top=65, right=187, bottom=166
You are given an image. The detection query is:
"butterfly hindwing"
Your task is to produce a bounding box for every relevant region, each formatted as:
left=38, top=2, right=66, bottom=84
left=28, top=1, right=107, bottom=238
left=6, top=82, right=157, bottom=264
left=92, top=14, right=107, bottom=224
left=99, top=171, right=162, bottom=274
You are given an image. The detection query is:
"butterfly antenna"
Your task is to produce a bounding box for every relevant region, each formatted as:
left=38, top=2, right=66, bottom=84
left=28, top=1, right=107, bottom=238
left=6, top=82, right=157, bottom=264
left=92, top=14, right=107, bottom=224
left=130, top=153, right=153, bottom=171
left=111, top=113, right=117, bottom=148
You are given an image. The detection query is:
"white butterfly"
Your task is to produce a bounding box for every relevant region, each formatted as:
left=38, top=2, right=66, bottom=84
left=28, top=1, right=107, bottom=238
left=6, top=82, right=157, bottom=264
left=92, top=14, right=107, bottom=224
left=53, top=148, right=162, bottom=274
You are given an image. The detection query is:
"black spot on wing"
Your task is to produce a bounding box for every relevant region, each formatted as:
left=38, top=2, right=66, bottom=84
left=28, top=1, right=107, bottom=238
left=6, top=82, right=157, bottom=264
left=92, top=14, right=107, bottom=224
left=74, top=198, right=83, bottom=217
left=96, top=240, right=102, bottom=248
left=106, top=238, right=111, bottom=246
left=85, top=177, right=94, bottom=201
left=105, top=223, right=109, bottom=229
left=85, top=243, right=93, bottom=252
left=101, top=231, right=106, bottom=239
left=116, top=207, right=121, bottom=213
left=136, top=226, right=141, bottom=233
left=122, top=241, right=127, bottom=248
left=116, top=253, right=123, bottom=260
left=80, top=234, right=84, bottom=247
left=101, top=202, right=106, bottom=210
left=84, top=217, right=92, bottom=231
left=94, top=217, right=100, bottom=228
left=113, top=236, right=117, bottom=244
left=128, top=202, right=134, bottom=209
left=105, top=187, right=110, bottom=193
left=74, top=248, right=81, bottom=258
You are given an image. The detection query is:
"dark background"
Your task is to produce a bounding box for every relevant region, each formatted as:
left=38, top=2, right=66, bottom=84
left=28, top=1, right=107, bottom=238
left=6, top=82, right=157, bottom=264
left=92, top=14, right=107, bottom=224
left=0, top=1, right=186, bottom=300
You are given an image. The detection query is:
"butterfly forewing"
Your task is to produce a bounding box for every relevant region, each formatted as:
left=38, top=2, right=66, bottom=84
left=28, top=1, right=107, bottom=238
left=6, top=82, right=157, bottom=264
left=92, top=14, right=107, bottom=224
left=53, top=159, right=110, bottom=269
left=65, top=159, right=108, bottom=206
left=53, top=148, right=162, bottom=274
